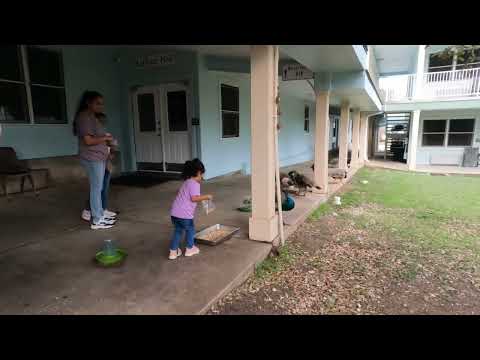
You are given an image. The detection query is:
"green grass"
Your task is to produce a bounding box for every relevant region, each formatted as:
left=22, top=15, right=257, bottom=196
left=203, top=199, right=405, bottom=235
left=256, top=167, right=480, bottom=282
left=330, top=168, right=480, bottom=257
left=254, top=243, right=302, bottom=280
left=349, top=168, right=480, bottom=220
left=309, top=202, right=334, bottom=220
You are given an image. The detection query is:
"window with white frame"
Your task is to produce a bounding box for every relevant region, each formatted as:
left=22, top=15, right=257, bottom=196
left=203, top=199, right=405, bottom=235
left=0, top=45, right=67, bottom=124
left=220, top=83, right=239, bottom=138
left=422, top=118, right=475, bottom=147
left=304, top=105, right=310, bottom=133
left=448, top=119, right=475, bottom=146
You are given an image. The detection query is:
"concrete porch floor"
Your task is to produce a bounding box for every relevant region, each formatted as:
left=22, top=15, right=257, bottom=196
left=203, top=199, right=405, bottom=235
left=366, top=158, right=480, bottom=175
left=0, top=161, right=358, bottom=315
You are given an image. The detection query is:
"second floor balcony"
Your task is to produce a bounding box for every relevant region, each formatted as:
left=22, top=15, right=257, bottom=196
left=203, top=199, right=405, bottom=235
left=380, top=67, right=480, bottom=103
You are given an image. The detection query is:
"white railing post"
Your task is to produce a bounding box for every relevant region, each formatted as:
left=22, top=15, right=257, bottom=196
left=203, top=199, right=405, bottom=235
left=414, top=45, right=427, bottom=100
left=380, top=67, right=480, bottom=102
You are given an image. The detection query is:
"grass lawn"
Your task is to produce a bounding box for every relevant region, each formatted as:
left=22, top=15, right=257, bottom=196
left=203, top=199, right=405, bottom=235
left=209, top=167, right=480, bottom=315
left=312, top=168, right=480, bottom=253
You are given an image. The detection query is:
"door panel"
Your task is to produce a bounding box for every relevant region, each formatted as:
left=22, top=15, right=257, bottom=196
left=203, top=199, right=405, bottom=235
left=133, top=83, right=191, bottom=170
left=133, top=89, right=163, bottom=164
left=163, top=85, right=191, bottom=165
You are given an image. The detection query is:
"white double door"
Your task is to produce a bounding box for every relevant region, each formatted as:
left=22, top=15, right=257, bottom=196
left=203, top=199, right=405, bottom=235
left=133, top=83, right=191, bottom=170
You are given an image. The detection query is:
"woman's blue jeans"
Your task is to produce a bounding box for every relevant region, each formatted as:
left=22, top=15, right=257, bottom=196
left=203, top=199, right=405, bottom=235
left=80, top=159, right=106, bottom=224
left=170, top=216, right=195, bottom=251
left=85, top=169, right=111, bottom=213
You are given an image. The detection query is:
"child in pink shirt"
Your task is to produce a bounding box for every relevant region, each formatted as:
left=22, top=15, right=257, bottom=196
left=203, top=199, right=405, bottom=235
left=169, top=159, right=213, bottom=260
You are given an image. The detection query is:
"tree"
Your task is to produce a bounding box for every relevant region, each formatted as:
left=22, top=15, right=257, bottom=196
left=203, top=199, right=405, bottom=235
left=430, top=45, right=480, bottom=70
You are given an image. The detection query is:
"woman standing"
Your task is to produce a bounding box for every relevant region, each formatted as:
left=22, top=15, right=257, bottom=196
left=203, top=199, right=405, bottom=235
left=73, top=91, right=116, bottom=230
left=81, top=113, right=118, bottom=222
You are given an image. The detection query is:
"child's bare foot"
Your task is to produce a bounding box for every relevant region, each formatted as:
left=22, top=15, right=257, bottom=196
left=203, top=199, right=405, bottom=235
left=168, top=248, right=182, bottom=260
left=185, top=246, right=200, bottom=257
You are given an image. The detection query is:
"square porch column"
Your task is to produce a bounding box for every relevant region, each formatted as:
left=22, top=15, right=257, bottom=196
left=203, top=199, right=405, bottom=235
left=359, top=113, right=368, bottom=164
left=338, top=102, right=350, bottom=171
left=313, top=90, right=330, bottom=194
left=351, top=108, right=361, bottom=167
left=414, top=45, right=426, bottom=99
left=407, top=110, right=421, bottom=171
left=249, top=45, right=278, bottom=242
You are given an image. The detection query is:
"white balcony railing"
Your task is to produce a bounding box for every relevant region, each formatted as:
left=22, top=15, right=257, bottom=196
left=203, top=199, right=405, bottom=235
left=380, top=68, right=480, bottom=103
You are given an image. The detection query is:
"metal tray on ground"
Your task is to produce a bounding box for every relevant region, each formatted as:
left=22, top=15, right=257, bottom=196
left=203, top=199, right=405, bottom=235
left=195, top=224, right=240, bottom=246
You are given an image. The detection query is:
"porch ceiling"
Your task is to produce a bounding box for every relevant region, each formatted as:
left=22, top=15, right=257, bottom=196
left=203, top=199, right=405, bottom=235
left=117, top=45, right=292, bottom=59
left=373, top=45, right=419, bottom=76
left=279, top=45, right=366, bottom=72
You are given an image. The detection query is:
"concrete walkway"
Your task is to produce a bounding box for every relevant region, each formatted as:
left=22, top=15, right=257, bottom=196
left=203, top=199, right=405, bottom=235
left=0, top=162, right=356, bottom=314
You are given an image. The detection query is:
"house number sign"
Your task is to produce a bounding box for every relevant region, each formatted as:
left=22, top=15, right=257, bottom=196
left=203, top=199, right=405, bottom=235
left=136, top=53, right=175, bottom=68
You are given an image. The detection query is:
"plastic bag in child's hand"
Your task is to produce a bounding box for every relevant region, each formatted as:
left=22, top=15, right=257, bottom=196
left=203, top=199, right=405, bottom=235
left=202, top=199, right=216, bottom=214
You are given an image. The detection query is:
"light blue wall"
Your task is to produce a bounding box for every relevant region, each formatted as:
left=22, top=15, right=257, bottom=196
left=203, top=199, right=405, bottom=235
left=198, top=60, right=252, bottom=179
left=278, top=92, right=315, bottom=167
left=0, top=46, right=123, bottom=161
left=197, top=55, right=316, bottom=180
left=2, top=47, right=319, bottom=179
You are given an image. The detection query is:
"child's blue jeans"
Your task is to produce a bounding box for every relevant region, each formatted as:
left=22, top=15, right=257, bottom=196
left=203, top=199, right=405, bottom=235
left=170, top=216, right=195, bottom=251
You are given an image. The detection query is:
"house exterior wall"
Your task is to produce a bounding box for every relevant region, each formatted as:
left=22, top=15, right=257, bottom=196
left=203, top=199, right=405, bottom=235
left=197, top=62, right=317, bottom=180
left=1, top=47, right=332, bottom=182
left=0, top=46, right=124, bottom=163
left=416, top=109, right=480, bottom=166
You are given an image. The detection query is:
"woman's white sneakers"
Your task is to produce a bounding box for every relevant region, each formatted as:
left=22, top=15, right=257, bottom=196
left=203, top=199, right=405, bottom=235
left=104, top=209, right=117, bottom=218
left=82, top=209, right=117, bottom=222
left=82, top=209, right=118, bottom=230
left=91, top=217, right=116, bottom=230
left=82, top=210, right=117, bottom=230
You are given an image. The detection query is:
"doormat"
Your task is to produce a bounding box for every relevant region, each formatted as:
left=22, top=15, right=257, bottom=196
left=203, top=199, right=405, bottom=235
left=111, top=172, right=181, bottom=188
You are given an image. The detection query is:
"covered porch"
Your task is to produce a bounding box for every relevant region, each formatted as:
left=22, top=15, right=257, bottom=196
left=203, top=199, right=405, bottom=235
left=0, top=45, right=379, bottom=313
left=0, top=161, right=361, bottom=314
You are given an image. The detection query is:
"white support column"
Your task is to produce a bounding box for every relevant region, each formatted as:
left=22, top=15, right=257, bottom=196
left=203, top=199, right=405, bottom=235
left=313, top=91, right=330, bottom=193
left=351, top=109, right=361, bottom=167
left=338, top=102, right=350, bottom=170
left=249, top=45, right=278, bottom=243
left=414, top=45, right=427, bottom=99
left=407, top=110, right=421, bottom=171
left=359, top=112, right=368, bottom=165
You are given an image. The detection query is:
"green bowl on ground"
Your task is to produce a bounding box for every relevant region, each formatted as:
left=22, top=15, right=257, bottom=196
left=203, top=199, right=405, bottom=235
left=95, top=249, right=127, bottom=267
left=237, top=205, right=252, bottom=212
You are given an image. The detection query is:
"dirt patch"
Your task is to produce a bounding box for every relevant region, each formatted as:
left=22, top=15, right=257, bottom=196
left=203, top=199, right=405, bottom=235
left=208, top=203, right=480, bottom=315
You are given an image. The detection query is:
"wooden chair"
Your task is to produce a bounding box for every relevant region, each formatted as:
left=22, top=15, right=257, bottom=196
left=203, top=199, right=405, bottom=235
left=0, top=147, right=41, bottom=200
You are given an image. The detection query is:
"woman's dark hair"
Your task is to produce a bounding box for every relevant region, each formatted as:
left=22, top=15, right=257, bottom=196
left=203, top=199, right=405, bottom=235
left=72, top=90, right=103, bottom=136
left=182, top=158, right=205, bottom=180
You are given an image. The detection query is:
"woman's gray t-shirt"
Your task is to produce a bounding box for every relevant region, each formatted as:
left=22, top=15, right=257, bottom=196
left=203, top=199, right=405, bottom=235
left=75, top=112, right=109, bottom=162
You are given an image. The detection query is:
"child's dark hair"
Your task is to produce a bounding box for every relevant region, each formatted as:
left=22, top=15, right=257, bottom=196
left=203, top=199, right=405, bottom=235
left=96, top=112, right=107, bottom=125
left=182, top=158, right=205, bottom=180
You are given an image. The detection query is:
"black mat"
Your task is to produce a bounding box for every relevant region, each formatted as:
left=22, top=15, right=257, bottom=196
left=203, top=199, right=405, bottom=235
left=111, top=172, right=181, bottom=188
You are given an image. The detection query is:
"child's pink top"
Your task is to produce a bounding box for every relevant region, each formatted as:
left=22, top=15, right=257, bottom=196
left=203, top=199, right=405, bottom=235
left=170, top=178, right=201, bottom=219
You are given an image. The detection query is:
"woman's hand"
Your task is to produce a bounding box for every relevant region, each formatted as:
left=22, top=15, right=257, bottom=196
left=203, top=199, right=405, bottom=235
left=84, top=135, right=110, bottom=146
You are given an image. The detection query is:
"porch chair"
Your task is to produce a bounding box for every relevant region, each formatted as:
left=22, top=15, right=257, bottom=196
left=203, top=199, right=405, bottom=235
left=0, top=147, right=40, bottom=200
